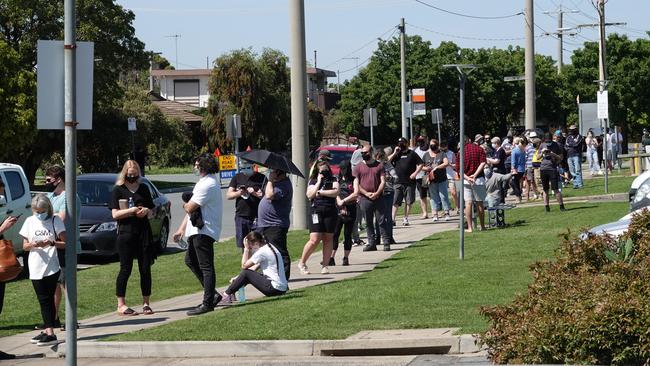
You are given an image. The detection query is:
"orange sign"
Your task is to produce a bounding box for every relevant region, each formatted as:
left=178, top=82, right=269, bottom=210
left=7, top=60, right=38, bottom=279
left=412, top=88, right=426, bottom=103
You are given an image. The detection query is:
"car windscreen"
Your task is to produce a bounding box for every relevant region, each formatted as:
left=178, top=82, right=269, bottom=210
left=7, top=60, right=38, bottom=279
left=78, top=180, right=114, bottom=206
left=329, top=150, right=353, bottom=166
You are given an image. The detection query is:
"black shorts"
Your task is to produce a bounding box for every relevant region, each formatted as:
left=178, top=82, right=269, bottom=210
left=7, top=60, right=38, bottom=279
left=393, top=183, right=416, bottom=206
left=309, top=207, right=338, bottom=233
left=540, top=169, right=559, bottom=191
left=416, top=178, right=429, bottom=198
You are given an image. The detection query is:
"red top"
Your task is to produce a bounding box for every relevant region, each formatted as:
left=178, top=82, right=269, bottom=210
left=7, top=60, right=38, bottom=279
left=352, top=160, right=384, bottom=197
left=456, top=143, right=486, bottom=178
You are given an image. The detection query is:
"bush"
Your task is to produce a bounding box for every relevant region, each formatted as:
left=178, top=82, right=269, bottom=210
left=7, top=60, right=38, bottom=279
left=480, top=211, right=650, bottom=365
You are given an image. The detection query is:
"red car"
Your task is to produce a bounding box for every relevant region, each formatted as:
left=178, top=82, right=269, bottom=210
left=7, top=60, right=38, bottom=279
left=311, top=145, right=358, bottom=176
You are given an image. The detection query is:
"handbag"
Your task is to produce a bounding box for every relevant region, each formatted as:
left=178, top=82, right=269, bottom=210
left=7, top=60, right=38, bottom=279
left=421, top=171, right=430, bottom=188
left=0, top=239, right=22, bottom=282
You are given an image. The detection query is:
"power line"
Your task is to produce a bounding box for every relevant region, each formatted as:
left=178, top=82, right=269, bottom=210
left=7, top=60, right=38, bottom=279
left=323, top=26, right=398, bottom=69
left=338, top=56, right=372, bottom=74
left=413, top=0, right=523, bottom=20
left=408, top=22, right=526, bottom=42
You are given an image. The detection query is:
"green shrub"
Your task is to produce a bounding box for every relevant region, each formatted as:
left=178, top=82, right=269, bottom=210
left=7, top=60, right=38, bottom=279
left=480, top=211, right=650, bottom=365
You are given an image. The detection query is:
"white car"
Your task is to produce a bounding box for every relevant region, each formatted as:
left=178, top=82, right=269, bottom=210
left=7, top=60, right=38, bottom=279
left=0, top=163, right=32, bottom=255
left=587, top=209, right=644, bottom=239
left=629, top=170, right=650, bottom=211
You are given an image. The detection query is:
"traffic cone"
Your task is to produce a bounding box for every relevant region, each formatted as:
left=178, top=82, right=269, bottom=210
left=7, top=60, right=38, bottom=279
left=246, top=145, right=252, bottom=152
left=214, top=148, right=221, bottom=157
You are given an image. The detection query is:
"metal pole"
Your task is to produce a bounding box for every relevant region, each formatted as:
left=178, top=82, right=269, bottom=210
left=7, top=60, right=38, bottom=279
left=234, top=114, right=240, bottom=173
left=149, top=56, right=154, bottom=92
left=370, top=108, right=375, bottom=147
left=408, top=90, right=414, bottom=143
left=289, top=0, right=309, bottom=229
left=437, top=115, right=441, bottom=143
left=458, top=73, right=466, bottom=260
left=400, top=18, right=408, bottom=137
left=557, top=7, right=563, bottom=73
left=63, top=0, right=78, bottom=363
left=524, top=0, right=536, bottom=130
left=597, top=0, right=609, bottom=193
left=337, top=69, right=340, bottom=93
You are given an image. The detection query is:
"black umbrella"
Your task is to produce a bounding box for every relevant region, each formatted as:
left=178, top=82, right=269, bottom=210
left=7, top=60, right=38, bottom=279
left=238, top=149, right=305, bottom=178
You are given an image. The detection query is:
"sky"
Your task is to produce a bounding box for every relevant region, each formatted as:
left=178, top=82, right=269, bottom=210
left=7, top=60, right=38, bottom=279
left=116, top=0, right=649, bottom=81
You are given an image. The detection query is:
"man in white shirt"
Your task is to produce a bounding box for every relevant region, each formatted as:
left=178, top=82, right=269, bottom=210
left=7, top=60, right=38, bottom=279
left=173, top=153, right=223, bottom=316
left=413, top=136, right=430, bottom=219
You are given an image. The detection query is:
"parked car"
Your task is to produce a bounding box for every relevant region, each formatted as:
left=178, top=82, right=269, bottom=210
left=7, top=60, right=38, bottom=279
left=586, top=209, right=641, bottom=239
left=629, top=170, right=650, bottom=211
left=310, top=144, right=357, bottom=176
left=77, top=174, right=171, bottom=256
left=0, top=163, right=32, bottom=256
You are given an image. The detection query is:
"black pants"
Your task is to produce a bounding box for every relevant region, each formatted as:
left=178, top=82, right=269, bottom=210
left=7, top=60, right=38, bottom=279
left=115, top=232, right=152, bottom=298
left=375, top=192, right=394, bottom=241
left=185, top=234, right=216, bottom=308
left=510, top=172, right=523, bottom=198
left=0, top=281, right=4, bottom=315
left=259, top=226, right=290, bottom=280
left=32, top=271, right=60, bottom=329
left=225, top=269, right=285, bottom=297
left=333, top=205, right=356, bottom=252
left=359, top=197, right=389, bottom=246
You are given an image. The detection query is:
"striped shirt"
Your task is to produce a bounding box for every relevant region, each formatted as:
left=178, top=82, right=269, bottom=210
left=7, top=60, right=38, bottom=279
left=525, top=143, right=535, bottom=169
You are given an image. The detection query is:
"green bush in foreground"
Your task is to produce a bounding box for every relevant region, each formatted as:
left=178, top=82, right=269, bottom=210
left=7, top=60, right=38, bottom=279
left=480, top=211, right=650, bottom=365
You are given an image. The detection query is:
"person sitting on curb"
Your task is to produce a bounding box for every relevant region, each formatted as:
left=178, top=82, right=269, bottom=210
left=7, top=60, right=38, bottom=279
left=220, top=231, right=288, bottom=304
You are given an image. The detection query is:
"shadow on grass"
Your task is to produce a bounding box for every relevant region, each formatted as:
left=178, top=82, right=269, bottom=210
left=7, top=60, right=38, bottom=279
left=502, top=219, right=527, bottom=229
left=0, top=324, right=36, bottom=332
left=565, top=205, right=598, bottom=211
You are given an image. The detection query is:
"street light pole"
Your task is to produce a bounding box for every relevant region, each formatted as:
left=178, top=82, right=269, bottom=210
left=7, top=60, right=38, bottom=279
left=400, top=18, right=408, bottom=138
left=443, top=64, right=477, bottom=261
left=524, top=0, right=536, bottom=130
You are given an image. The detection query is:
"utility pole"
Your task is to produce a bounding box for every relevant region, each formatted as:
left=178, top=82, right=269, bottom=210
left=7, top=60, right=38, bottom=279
left=289, top=0, right=309, bottom=229
left=524, top=0, right=536, bottom=130
left=337, top=69, right=340, bottom=93
left=399, top=18, right=408, bottom=138
left=165, top=34, right=181, bottom=69
left=597, top=0, right=609, bottom=193
left=314, top=50, right=317, bottom=68
left=149, top=51, right=162, bottom=92
left=342, top=57, right=359, bottom=73
left=543, top=6, right=578, bottom=73
left=63, top=0, right=78, bottom=363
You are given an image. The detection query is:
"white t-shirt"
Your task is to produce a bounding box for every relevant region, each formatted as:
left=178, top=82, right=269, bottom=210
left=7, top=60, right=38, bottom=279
left=445, top=150, right=456, bottom=180
left=184, top=174, right=222, bottom=241
left=249, top=244, right=288, bottom=291
left=414, top=147, right=428, bottom=179
left=19, top=215, right=65, bottom=280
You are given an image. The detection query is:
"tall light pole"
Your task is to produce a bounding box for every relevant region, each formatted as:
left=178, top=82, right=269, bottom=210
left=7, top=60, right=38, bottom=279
left=443, top=64, right=477, bottom=261
left=400, top=18, right=408, bottom=138
left=597, top=0, right=609, bottom=193
left=524, top=0, right=536, bottom=130
left=543, top=6, right=579, bottom=74
left=289, top=0, right=309, bottom=229
left=165, top=34, right=181, bottom=69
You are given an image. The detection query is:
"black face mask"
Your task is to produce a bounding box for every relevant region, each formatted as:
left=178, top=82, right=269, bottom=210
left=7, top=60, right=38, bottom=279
left=419, top=141, right=426, bottom=148
left=361, top=152, right=371, bottom=161
left=44, top=180, right=59, bottom=192
left=319, top=170, right=331, bottom=178
left=430, top=144, right=438, bottom=151
left=398, top=143, right=407, bottom=151
left=125, top=175, right=139, bottom=183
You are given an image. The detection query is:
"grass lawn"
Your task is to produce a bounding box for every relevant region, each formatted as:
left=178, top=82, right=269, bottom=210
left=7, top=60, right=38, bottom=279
left=111, top=201, right=628, bottom=342
left=146, top=165, right=193, bottom=175
left=0, top=231, right=310, bottom=338
left=149, top=180, right=195, bottom=191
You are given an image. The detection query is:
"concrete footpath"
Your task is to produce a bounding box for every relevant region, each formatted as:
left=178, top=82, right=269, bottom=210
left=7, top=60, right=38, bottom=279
left=3, top=214, right=484, bottom=363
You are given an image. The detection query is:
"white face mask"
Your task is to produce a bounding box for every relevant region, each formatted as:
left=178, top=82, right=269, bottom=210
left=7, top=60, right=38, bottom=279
left=491, top=143, right=497, bottom=149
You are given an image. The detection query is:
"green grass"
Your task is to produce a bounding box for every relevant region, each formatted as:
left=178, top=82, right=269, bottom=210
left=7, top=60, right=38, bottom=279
left=0, top=231, right=309, bottom=338
left=149, top=180, right=194, bottom=191
left=560, top=174, right=634, bottom=198
left=110, top=201, right=628, bottom=342
left=146, top=165, right=193, bottom=175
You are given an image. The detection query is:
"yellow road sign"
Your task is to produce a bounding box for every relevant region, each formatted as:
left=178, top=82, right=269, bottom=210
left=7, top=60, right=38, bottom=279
left=219, top=155, right=237, bottom=171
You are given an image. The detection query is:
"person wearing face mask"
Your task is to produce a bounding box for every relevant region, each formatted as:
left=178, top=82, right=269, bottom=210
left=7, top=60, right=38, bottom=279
left=298, top=161, right=340, bottom=275
left=585, top=129, right=601, bottom=176
left=564, top=125, right=584, bottom=189
left=388, top=137, right=423, bottom=226
left=441, top=141, right=460, bottom=213
left=40, top=165, right=80, bottom=331
left=486, top=137, right=507, bottom=204
left=226, top=165, right=265, bottom=252
left=413, top=136, right=430, bottom=219
left=422, top=139, right=451, bottom=221
left=110, top=160, right=156, bottom=316
left=19, top=194, right=66, bottom=346
left=0, top=178, right=19, bottom=358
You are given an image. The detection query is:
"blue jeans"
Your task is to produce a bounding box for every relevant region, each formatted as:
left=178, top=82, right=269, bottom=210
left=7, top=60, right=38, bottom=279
left=428, top=181, right=450, bottom=212
left=567, top=155, right=583, bottom=187
left=586, top=147, right=600, bottom=174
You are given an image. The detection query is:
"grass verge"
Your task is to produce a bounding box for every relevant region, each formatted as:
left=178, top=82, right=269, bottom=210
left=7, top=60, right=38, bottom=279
left=0, top=231, right=309, bottom=338
left=111, top=201, right=627, bottom=341
left=145, top=165, right=193, bottom=175
left=149, top=180, right=195, bottom=191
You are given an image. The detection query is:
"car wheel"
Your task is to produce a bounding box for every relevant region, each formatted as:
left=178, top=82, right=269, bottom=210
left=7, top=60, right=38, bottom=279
left=159, top=220, right=169, bottom=252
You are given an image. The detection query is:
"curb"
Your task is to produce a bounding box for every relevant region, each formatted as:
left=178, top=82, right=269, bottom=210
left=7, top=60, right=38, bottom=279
left=53, top=335, right=482, bottom=359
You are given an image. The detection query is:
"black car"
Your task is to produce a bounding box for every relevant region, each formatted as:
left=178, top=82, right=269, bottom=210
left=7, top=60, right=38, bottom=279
left=77, top=174, right=171, bottom=255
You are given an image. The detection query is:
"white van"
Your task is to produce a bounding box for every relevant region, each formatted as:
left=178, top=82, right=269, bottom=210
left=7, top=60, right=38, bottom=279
left=0, top=163, right=32, bottom=255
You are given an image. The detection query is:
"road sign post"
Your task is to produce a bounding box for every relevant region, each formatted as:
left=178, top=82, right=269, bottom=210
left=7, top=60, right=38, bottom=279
left=432, top=108, right=443, bottom=143
left=226, top=114, right=242, bottom=172
left=363, top=108, right=378, bottom=147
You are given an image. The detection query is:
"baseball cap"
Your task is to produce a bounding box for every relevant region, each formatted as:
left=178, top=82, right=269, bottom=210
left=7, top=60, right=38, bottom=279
left=554, top=130, right=562, bottom=136
left=568, top=124, right=577, bottom=130
left=397, top=137, right=408, bottom=144
left=474, top=134, right=484, bottom=143
left=318, top=149, right=332, bottom=160
left=416, top=135, right=425, bottom=141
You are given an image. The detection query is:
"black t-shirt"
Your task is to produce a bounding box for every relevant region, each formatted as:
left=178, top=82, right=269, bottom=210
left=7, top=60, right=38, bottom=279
left=493, top=148, right=507, bottom=174
left=309, top=174, right=337, bottom=210
left=337, top=175, right=356, bottom=206
left=539, top=141, right=563, bottom=171
left=391, top=149, right=423, bottom=184
left=109, top=183, right=154, bottom=232
left=228, top=172, right=265, bottom=218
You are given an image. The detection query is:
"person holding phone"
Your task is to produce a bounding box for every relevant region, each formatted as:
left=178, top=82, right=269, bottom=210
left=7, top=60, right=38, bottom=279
left=226, top=168, right=265, bottom=252
left=539, top=133, right=566, bottom=212
left=19, top=194, right=66, bottom=346
left=109, top=160, right=155, bottom=316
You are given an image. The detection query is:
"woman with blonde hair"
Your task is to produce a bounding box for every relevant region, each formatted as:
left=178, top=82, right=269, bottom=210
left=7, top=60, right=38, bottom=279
left=19, top=194, right=66, bottom=346
left=109, top=160, right=155, bottom=316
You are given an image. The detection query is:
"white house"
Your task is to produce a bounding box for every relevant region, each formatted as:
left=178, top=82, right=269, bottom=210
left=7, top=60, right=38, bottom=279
left=151, top=69, right=211, bottom=108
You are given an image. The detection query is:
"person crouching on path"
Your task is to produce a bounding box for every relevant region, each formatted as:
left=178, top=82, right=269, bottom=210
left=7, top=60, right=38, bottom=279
left=220, top=231, right=288, bottom=304
left=298, top=160, right=340, bottom=275
left=19, top=194, right=66, bottom=347
left=110, top=160, right=156, bottom=317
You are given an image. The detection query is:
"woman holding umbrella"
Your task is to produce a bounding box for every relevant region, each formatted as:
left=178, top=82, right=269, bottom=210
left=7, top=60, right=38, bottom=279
left=298, top=160, right=339, bottom=274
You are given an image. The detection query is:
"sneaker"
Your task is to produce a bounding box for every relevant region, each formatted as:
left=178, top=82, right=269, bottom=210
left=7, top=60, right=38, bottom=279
left=0, top=351, right=15, bottom=360
left=403, top=218, right=410, bottom=226
left=432, top=216, right=439, bottom=222
left=383, top=244, right=391, bottom=251
left=444, top=214, right=451, bottom=221
left=218, top=294, right=235, bottom=306
left=31, top=332, right=47, bottom=344
left=560, top=205, right=567, bottom=212
left=186, top=304, right=214, bottom=316
left=212, top=293, right=223, bottom=308
left=328, top=257, right=336, bottom=266
left=342, top=257, right=349, bottom=266
left=533, top=194, right=539, bottom=200
left=321, top=266, right=330, bottom=274
left=362, top=244, right=377, bottom=252
left=545, top=205, right=550, bottom=213
left=298, top=262, right=310, bottom=275
left=36, top=334, right=58, bottom=347
left=352, top=241, right=361, bottom=247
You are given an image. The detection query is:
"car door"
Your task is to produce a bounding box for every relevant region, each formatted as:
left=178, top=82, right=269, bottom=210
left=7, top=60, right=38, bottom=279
left=0, top=168, right=32, bottom=253
left=142, top=181, right=162, bottom=241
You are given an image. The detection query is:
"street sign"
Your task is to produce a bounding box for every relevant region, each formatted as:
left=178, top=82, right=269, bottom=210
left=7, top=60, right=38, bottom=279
left=432, top=108, right=443, bottom=124
left=411, top=88, right=426, bottom=102
left=226, top=114, right=242, bottom=139
left=219, top=154, right=237, bottom=171
left=37, top=40, right=94, bottom=130
left=127, top=117, right=137, bottom=131
left=220, top=170, right=236, bottom=179
left=503, top=75, right=526, bottom=82
left=597, top=90, right=609, bottom=120
left=363, top=108, right=377, bottom=127
left=413, top=103, right=426, bottom=116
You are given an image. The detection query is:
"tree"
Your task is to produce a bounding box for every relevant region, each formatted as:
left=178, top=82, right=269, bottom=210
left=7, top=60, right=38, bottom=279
left=204, top=48, right=291, bottom=153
